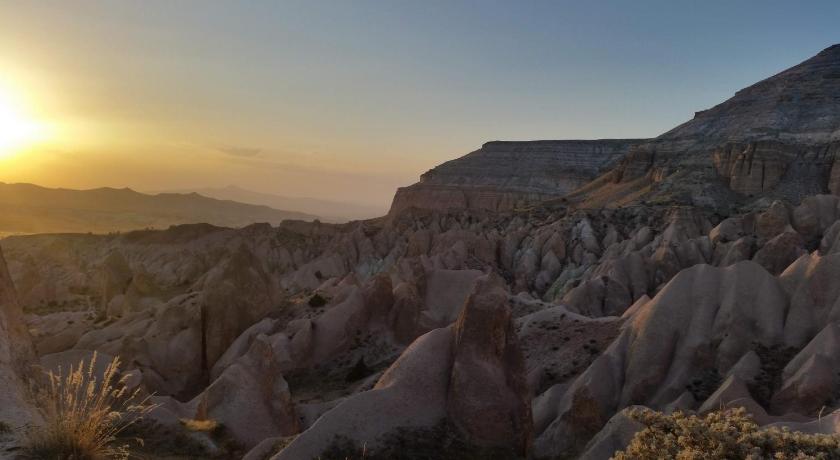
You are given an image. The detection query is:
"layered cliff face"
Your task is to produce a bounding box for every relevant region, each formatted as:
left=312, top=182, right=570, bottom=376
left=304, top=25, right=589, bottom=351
left=660, top=44, right=840, bottom=146
left=392, top=45, right=840, bottom=213
left=389, top=139, right=646, bottom=213
left=591, top=44, right=840, bottom=208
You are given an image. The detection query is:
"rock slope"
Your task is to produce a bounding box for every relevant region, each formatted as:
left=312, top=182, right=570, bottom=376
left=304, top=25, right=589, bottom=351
left=390, top=140, right=646, bottom=213
left=393, top=45, right=840, bottom=213
left=7, top=192, right=840, bottom=457
left=581, top=44, right=840, bottom=208
left=0, top=246, right=38, bottom=454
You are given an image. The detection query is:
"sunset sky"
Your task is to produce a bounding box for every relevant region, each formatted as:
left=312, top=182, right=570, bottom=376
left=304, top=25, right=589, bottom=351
left=0, top=1, right=837, bottom=209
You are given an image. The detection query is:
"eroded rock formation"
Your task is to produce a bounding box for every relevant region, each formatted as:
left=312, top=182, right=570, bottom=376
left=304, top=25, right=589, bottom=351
left=390, top=139, right=646, bottom=213
left=3, top=44, right=840, bottom=460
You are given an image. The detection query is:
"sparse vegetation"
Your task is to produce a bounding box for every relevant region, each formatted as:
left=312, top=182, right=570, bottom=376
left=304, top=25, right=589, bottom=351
left=0, top=421, right=12, bottom=435
left=684, top=367, right=722, bottom=402
left=345, top=358, right=371, bottom=382
left=24, top=352, right=156, bottom=460
left=309, top=293, right=328, bottom=308
left=613, top=407, right=840, bottom=460
left=748, top=343, right=800, bottom=408
left=119, top=419, right=214, bottom=459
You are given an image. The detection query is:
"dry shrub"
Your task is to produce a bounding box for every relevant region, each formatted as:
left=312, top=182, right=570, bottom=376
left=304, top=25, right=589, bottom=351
left=25, top=352, right=155, bottom=460
left=179, top=418, right=220, bottom=434
left=180, top=418, right=224, bottom=437
left=613, top=407, right=840, bottom=460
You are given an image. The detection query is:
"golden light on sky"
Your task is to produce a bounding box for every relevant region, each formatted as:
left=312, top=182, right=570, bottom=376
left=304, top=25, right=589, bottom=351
left=0, top=78, right=50, bottom=159
left=0, top=2, right=836, bottom=210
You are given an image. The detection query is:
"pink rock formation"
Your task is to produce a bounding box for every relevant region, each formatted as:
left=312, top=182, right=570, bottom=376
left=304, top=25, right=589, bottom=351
left=447, top=273, right=532, bottom=455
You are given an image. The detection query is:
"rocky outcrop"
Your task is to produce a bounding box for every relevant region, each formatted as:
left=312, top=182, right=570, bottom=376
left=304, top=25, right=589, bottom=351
left=390, top=139, right=646, bottom=213
left=577, top=45, right=840, bottom=208
left=0, top=246, right=38, bottom=434
left=712, top=142, right=798, bottom=196
left=200, top=245, right=279, bottom=371
left=192, top=334, right=299, bottom=449
left=773, top=322, right=840, bottom=416
left=534, top=261, right=790, bottom=457
left=272, top=326, right=455, bottom=460
left=778, top=250, right=840, bottom=347
left=270, top=274, right=531, bottom=459
left=446, top=274, right=532, bottom=454
left=829, top=150, right=840, bottom=195
left=661, top=45, right=840, bottom=146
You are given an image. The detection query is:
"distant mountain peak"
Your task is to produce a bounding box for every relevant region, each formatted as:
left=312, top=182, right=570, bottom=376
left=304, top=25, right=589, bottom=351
left=0, top=182, right=318, bottom=234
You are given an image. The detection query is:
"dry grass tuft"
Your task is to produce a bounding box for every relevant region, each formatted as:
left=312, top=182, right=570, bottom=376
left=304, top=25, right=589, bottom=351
left=25, top=352, right=156, bottom=460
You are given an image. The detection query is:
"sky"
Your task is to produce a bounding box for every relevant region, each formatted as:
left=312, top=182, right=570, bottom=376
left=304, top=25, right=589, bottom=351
left=0, top=1, right=837, bottom=210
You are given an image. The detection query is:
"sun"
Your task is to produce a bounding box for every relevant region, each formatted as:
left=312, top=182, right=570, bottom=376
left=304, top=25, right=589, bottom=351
left=0, top=82, right=48, bottom=158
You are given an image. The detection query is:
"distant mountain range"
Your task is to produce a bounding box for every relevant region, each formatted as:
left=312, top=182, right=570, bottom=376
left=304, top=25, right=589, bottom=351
left=159, top=185, right=385, bottom=222
left=0, top=182, right=318, bottom=235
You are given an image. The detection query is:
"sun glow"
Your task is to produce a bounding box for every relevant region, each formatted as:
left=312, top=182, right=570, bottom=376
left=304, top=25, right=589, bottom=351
left=0, top=81, right=49, bottom=158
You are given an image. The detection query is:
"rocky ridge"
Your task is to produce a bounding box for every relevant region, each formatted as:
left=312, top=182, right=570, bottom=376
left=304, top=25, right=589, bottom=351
left=6, top=191, right=840, bottom=457
left=394, top=45, right=840, bottom=213
left=390, top=140, right=646, bottom=213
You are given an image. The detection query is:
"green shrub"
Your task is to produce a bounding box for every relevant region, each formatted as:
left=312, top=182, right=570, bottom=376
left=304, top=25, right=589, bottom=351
left=0, top=421, right=11, bottom=434
left=308, top=293, right=328, bottom=308
left=613, top=407, right=840, bottom=460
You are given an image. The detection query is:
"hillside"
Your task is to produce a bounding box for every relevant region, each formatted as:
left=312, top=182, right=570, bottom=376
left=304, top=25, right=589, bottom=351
left=163, top=185, right=384, bottom=222
left=390, top=139, right=647, bottom=213
left=0, top=182, right=318, bottom=234
left=392, top=45, right=840, bottom=213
